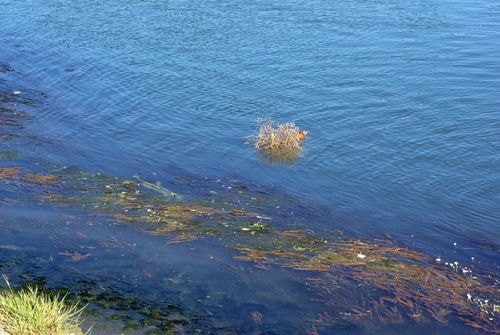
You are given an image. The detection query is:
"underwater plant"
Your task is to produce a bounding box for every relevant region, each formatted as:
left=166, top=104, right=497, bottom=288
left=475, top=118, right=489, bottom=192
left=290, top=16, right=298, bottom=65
left=1, top=164, right=498, bottom=333
left=0, top=168, right=21, bottom=180
left=252, top=118, right=308, bottom=162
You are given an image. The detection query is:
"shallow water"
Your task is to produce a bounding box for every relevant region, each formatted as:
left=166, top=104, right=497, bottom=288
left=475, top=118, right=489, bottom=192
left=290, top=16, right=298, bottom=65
left=0, top=0, right=499, bottom=334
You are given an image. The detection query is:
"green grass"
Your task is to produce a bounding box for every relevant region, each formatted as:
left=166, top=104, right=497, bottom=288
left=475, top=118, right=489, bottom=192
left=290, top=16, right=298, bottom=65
left=0, top=277, right=85, bottom=335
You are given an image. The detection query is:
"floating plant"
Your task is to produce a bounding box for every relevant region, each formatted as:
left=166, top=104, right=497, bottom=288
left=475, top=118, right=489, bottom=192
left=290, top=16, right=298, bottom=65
left=250, top=118, right=308, bottom=164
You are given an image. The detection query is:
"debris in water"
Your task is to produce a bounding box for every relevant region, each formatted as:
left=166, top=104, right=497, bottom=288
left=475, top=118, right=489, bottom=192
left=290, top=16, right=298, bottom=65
left=133, top=175, right=182, bottom=200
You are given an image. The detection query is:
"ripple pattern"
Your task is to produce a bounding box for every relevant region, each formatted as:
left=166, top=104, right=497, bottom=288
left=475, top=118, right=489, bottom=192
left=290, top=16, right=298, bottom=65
left=0, top=0, right=499, bottom=239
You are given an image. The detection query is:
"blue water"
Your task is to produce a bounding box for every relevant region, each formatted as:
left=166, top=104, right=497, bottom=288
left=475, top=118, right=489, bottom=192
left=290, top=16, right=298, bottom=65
left=1, top=0, right=499, bottom=333
left=1, top=0, right=499, bottom=236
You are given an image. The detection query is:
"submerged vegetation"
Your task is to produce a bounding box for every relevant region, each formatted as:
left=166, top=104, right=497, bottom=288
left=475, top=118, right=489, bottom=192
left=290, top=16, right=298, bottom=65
left=0, top=277, right=85, bottom=335
left=252, top=118, right=308, bottom=163
left=237, top=237, right=499, bottom=332
left=0, top=168, right=21, bottom=180
left=0, top=164, right=498, bottom=333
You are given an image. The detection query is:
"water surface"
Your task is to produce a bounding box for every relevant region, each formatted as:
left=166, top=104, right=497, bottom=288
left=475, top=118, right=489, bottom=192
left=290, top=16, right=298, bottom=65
left=0, top=0, right=499, bottom=334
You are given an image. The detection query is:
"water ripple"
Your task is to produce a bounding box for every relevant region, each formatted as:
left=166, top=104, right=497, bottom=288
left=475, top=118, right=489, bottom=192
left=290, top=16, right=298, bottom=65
left=0, top=0, right=499, bottom=239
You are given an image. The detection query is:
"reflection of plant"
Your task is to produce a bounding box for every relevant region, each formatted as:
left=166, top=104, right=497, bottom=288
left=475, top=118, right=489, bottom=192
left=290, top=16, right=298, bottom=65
left=0, top=276, right=86, bottom=335
left=252, top=119, right=307, bottom=163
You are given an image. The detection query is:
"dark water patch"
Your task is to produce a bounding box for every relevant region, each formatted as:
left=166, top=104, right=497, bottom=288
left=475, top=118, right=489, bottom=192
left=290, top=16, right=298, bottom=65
left=0, top=83, right=47, bottom=107
left=0, top=62, right=14, bottom=73
left=0, top=70, right=51, bottom=156
left=0, top=106, right=30, bottom=130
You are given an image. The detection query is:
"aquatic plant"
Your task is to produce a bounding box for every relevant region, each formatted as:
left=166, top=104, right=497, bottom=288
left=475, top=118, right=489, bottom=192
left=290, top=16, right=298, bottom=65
left=252, top=119, right=307, bottom=162
left=27, top=174, right=59, bottom=185
left=0, top=277, right=86, bottom=335
left=236, top=237, right=499, bottom=333
left=0, top=168, right=21, bottom=180
left=56, top=280, right=197, bottom=334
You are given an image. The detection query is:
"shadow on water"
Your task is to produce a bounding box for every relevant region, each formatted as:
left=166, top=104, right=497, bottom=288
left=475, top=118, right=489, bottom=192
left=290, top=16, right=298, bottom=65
left=1, top=63, right=499, bottom=334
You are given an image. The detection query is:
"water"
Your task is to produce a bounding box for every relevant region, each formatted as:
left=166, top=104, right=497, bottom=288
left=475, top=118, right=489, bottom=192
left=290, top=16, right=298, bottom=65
left=0, top=0, right=499, bottom=334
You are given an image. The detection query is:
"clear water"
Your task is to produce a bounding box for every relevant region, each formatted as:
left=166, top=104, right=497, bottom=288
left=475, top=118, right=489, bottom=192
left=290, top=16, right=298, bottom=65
left=0, top=0, right=499, bottom=334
